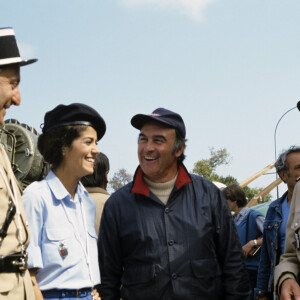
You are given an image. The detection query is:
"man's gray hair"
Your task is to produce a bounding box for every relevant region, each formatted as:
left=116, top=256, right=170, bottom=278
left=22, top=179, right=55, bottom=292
left=172, top=129, right=187, bottom=163
left=275, top=145, right=300, bottom=176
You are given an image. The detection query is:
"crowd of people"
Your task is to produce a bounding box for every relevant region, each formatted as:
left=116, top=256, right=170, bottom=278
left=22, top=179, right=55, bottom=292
left=1, top=27, right=300, bottom=300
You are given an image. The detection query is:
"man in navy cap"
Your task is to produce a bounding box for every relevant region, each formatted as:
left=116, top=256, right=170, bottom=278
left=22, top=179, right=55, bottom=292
left=0, top=27, right=37, bottom=299
left=98, top=108, right=252, bottom=299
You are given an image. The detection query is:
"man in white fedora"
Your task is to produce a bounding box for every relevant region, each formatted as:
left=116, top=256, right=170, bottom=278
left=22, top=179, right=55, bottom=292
left=0, top=27, right=37, bottom=299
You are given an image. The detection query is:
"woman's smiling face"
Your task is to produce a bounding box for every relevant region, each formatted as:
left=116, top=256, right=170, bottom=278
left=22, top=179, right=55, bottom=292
left=62, top=126, right=100, bottom=179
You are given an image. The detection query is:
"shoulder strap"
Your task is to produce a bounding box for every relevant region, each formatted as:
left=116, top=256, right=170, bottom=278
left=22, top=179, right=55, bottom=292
left=0, top=200, right=16, bottom=247
left=245, top=211, right=250, bottom=242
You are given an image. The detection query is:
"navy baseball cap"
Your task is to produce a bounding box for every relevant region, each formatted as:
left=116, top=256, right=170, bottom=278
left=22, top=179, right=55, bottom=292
left=41, top=103, right=106, bottom=141
left=131, top=107, right=186, bottom=138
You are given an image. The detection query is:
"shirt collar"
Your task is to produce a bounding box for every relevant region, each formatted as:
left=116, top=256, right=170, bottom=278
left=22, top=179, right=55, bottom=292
left=131, top=163, right=192, bottom=197
left=236, top=206, right=250, bottom=222
left=46, top=170, right=88, bottom=202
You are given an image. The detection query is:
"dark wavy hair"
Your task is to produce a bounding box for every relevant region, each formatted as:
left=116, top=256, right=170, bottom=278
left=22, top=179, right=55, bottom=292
left=223, top=184, right=247, bottom=208
left=38, top=125, right=88, bottom=170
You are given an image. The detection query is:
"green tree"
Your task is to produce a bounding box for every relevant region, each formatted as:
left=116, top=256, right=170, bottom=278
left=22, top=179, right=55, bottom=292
left=109, top=168, right=133, bottom=192
left=193, top=148, right=271, bottom=203
left=193, top=148, right=230, bottom=181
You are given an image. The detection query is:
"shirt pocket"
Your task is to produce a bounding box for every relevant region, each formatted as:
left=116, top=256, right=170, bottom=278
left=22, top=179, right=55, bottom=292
left=44, top=227, right=80, bottom=268
left=263, top=220, right=280, bottom=249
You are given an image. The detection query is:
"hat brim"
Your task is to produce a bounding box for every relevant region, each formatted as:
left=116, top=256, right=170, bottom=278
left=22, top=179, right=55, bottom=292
left=19, top=58, right=38, bottom=66
left=0, top=58, right=38, bottom=67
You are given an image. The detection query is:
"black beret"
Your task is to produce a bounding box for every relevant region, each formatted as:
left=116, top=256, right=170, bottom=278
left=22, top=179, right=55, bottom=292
left=42, top=103, right=106, bottom=141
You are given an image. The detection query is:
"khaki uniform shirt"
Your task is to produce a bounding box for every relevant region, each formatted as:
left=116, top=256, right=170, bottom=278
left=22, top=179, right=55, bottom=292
left=274, top=180, right=300, bottom=297
left=0, top=145, right=34, bottom=299
left=85, top=187, right=109, bottom=236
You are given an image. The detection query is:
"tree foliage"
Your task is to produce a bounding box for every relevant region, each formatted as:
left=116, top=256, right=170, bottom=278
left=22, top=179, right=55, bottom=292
left=193, top=148, right=230, bottom=181
left=109, top=168, right=133, bottom=192
left=193, top=148, right=271, bottom=203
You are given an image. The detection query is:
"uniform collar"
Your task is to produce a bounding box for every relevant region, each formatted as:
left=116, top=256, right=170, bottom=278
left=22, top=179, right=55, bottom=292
left=46, top=170, right=88, bottom=202
left=131, top=163, right=192, bottom=197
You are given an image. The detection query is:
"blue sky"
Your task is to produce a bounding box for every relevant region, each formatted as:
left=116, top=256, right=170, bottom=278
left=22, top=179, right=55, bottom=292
left=2, top=0, right=300, bottom=198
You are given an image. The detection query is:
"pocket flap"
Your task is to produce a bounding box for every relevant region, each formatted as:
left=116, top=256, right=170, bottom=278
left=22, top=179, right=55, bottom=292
left=263, top=221, right=278, bottom=230
left=191, top=258, right=222, bottom=278
left=45, top=227, right=72, bottom=241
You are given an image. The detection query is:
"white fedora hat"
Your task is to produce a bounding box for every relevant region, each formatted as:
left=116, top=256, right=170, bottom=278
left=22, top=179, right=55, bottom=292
left=0, top=27, right=37, bottom=67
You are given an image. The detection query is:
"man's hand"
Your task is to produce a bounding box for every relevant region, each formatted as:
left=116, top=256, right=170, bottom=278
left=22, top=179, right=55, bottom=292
left=280, top=278, right=300, bottom=300
left=242, top=240, right=255, bottom=258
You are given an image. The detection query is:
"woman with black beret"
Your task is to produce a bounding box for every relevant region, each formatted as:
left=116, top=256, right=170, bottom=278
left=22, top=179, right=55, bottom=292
left=22, top=103, right=105, bottom=300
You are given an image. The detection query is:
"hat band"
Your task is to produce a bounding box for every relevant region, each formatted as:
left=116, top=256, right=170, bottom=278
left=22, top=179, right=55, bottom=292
left=0, top=28, right=15, bottom=37
left=0, top=57, right=22, bottom=66
left=42, top=121, right=93, bottom=134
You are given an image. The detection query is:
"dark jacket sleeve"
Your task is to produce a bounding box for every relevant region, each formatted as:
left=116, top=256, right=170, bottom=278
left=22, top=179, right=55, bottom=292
left=98, top=197, right=123, bottom=300
left=214, top=188, right=252, bottom=299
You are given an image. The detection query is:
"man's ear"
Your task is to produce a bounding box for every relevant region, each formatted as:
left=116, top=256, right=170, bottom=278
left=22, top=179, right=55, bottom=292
left=278, top=170, right=287, bottom=183
left=175, top=143, right=185, bottom=158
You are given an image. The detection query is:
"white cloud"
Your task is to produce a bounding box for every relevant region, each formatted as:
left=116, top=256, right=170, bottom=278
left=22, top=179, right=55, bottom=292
left=121, top=0, right=215, bottom=22
left=17, top=42, right=37, bottom=60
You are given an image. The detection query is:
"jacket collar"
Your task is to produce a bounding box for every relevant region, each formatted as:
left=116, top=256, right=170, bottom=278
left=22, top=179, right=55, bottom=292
left=270, top=190, right=288, bottom=208
left=131, top=164, right=192, bottom=197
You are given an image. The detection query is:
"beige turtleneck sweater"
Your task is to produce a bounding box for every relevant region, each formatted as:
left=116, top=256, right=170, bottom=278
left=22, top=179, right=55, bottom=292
left=143, top=175, right=177, bottom=205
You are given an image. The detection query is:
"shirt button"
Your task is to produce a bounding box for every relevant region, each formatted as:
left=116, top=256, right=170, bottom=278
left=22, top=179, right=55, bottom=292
left=165, top=207, right=169, bottom=214
left=172, top=273, right=177, bottom=280
left=168, top=240, right=174, bottom=246
left=275, top=223, right=278, bottom=227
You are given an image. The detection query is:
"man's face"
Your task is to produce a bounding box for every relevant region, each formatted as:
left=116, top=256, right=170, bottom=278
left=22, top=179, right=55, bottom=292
left=0, top=65, right=21, bottom=125
left=280, top=152, right=300, bottom=192
left=226, top=199, right=238, bottom=214
left=138, top=121, right=184, bottom=183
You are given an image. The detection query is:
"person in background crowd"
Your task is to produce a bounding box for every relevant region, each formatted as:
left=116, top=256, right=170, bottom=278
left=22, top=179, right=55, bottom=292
left=255, top=146, right=300, bottom=300
left=98, top=107, right=252, bottom=300
left=0, top=27, right=37, bottom=299
left=81, top=152, right=110, bottom=235
left=22, top=103, right=105, bottom=300
left=223, top=184, right=264, bottom=296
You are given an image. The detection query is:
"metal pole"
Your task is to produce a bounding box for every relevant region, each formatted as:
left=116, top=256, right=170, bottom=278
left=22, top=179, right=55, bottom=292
left=274, top=105, right=298, bottom=198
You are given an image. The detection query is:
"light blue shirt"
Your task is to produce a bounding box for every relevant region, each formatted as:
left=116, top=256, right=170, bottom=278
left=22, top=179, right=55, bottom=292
left=22, top=171, right=100, bottom=291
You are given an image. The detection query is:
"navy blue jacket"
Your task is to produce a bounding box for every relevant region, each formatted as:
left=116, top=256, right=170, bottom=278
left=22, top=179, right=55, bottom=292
left=98, top=164, right=251, bottom=300
left=254, top=191, right=288, bottom=299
